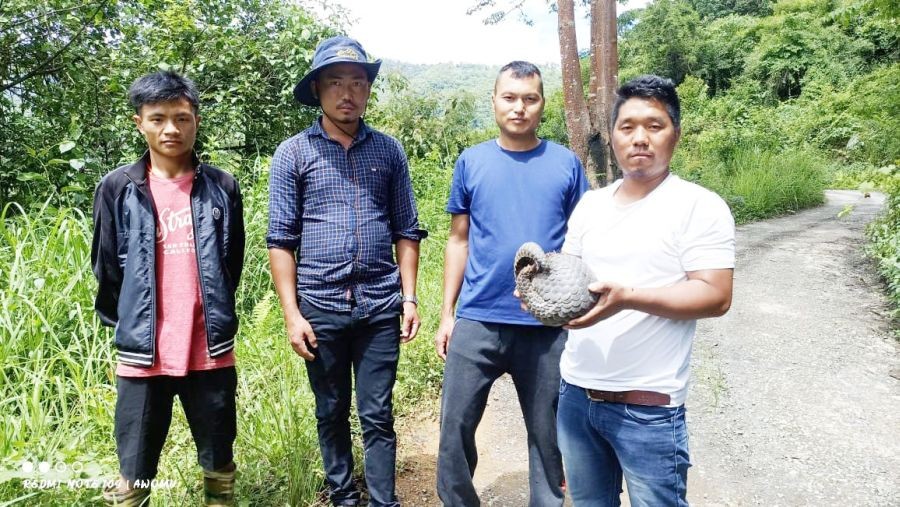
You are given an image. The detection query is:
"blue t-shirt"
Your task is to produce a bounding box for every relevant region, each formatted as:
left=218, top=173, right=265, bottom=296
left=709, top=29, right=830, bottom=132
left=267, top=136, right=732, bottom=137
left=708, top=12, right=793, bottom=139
left=447, top=139, right=589, bottom=325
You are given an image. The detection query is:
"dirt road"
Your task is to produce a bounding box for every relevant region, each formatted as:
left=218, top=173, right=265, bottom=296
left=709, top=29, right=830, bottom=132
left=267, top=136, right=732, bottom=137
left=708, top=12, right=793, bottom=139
left=395, top=190, right=899, bottom=506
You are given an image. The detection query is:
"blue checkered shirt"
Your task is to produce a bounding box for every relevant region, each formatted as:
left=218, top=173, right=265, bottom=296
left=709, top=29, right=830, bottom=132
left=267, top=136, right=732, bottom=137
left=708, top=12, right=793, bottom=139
left=267, top=118, right=427, bottom=318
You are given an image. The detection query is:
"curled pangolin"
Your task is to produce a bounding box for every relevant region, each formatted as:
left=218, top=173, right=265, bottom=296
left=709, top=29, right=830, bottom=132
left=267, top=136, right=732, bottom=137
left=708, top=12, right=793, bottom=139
left=514, top=242, right=599, bottom=327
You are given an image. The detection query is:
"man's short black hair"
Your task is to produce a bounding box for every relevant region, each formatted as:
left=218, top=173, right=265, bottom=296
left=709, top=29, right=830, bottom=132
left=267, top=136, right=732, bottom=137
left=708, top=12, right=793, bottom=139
left=610, top=75, right=680, bottom=130
left=128, top=71, right=200, bottom=115
left=496, top=60, right=544, bottom=97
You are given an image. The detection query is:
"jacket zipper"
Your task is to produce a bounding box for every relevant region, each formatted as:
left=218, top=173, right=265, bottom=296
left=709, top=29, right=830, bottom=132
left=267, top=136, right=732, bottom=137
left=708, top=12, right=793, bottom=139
left=134, top=175, right=159, bottom=367
left=190, top=171, right=214, bottom=357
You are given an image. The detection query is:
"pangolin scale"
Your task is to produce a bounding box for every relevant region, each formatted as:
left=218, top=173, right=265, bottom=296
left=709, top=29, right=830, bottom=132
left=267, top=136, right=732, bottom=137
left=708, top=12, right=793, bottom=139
left=514, top=242, right=599, bottom=327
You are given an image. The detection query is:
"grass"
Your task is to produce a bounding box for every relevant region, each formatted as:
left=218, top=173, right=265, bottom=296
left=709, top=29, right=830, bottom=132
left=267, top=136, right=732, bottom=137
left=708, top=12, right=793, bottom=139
left=0, top=156, right=452, bottom=506
left=675, top=144, right=827, bottom=224
left=0, top=201, right=116, bottom=505
left=0, top=146, right=831, bottom=504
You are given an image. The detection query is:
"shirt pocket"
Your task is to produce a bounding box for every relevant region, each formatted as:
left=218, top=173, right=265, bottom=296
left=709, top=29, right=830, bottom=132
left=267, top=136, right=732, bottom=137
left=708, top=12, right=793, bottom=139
left=360, top=164, right=392, bottom=188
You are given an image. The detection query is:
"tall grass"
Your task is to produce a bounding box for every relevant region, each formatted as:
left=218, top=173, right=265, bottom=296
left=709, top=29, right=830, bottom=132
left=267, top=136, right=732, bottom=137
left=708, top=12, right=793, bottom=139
left=0, top=201, right=116, bottom=505
left=675, top=144, right=827, bottom=223
left=0, top=155, right=453, bottom=505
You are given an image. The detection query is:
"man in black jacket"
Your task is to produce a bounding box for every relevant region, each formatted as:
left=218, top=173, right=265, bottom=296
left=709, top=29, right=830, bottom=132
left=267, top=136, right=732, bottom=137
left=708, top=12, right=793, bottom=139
left=91, top=71, right=245, bottom=507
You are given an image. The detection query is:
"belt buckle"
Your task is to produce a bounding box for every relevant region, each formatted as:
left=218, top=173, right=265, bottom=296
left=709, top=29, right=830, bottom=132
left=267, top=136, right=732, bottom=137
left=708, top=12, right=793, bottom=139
left=585, top=389, right=605, bottom=402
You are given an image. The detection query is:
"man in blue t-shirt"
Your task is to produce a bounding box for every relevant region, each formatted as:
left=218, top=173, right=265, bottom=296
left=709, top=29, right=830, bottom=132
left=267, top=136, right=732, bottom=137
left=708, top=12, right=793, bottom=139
left=434, top=61, right=589, bottom=506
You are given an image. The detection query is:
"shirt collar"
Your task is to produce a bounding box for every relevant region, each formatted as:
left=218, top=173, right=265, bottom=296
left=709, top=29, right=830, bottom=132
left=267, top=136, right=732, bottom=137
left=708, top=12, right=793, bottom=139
left=309, top=116, right=371, bottom=145
left=126, top=150, right=202, bottom=185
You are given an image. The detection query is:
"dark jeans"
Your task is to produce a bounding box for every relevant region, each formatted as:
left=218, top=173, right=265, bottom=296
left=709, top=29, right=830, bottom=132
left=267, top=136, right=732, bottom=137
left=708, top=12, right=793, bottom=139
left=437, top=319, right=566, bottom=507
left=301, top=299, right=401, bottom=507
left=114, top=366, right=237, bottom=482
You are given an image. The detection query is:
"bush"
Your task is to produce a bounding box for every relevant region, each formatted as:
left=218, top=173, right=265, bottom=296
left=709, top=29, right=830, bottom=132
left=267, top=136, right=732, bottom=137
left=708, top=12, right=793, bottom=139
left=828, top=162, right=899, bottom=191
left=865, top=170, right=900, bottom=329
left=789, top=64, right=900, bottom=166
left=675, top=145, right=827, bottom=223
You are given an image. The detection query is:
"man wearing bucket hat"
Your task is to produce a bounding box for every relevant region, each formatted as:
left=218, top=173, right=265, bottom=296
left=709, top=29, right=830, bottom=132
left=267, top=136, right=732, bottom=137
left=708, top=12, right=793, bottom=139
left=267, top=36, right=426, bottom=507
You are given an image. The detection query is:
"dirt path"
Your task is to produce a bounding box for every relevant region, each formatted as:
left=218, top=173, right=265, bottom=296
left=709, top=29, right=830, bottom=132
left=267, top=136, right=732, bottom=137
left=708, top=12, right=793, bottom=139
left=395, top=190, right=899, bottom=506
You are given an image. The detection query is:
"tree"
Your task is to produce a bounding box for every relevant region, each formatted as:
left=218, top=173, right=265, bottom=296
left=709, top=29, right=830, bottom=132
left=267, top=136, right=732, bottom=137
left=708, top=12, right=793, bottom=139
left=470, top=0, right=619, bottom=186
left=0, top=0, right=333, bottom=208
left=687, top=0, right=773, bottom=19
left=618, top=0, right=702, bottom=85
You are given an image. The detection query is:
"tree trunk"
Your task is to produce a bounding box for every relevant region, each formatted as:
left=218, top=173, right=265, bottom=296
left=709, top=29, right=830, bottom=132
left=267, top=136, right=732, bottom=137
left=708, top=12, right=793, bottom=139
left=589, top=0, right=619, bottom=186
left=557, top=0, right=598, bottom=187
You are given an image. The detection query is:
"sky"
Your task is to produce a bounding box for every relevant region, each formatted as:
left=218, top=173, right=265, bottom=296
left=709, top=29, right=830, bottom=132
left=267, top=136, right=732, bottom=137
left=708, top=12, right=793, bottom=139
left=312, top=0, right=649, bottom=66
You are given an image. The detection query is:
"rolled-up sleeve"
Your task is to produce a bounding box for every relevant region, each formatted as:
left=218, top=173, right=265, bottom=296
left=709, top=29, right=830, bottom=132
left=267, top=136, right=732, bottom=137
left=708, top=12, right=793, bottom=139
left=388, top=141, right=428, bottom=242
left=266, top=140, right=303, bottom=250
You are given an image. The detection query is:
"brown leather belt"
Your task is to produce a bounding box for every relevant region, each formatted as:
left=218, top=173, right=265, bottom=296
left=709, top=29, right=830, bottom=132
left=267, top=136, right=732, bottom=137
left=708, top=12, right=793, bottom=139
left=585, top=388, right=671, bottom=407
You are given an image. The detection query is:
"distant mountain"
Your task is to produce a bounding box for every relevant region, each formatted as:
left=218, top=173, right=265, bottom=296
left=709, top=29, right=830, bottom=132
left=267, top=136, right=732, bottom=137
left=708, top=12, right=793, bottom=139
left=378, top=59, right=562, bottom=127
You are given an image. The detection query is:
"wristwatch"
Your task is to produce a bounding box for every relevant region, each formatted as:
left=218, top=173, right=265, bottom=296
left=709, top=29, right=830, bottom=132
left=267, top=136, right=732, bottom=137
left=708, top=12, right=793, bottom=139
left=400, top=294, right=418, bottom=305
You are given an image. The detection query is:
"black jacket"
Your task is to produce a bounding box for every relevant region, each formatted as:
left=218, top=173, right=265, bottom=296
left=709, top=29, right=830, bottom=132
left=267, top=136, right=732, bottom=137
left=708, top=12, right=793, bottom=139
left=91, top=152, right=245, bottom=367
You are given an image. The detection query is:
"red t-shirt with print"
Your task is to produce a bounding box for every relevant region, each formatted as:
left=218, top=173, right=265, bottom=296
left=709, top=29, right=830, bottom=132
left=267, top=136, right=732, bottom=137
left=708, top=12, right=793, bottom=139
left=117, top=171, right=235, bottom=377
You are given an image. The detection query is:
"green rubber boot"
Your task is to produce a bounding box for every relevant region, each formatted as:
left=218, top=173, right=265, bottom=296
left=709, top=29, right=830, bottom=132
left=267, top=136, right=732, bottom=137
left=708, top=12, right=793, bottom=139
left=203, top=465, right=236, bottom=506
left=102, top=482, right=150, bottom=506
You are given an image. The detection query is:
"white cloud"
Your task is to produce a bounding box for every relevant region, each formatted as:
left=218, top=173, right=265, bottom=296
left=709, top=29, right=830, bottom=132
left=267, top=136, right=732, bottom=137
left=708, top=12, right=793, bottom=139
left=318, top=0, right=648, bottom=66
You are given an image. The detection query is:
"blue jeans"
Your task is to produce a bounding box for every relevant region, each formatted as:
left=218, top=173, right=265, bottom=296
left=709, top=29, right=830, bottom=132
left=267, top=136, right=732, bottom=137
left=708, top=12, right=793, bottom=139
left=556, top=379, right=691, bottom=507
left=437, top=319, right=566, bottom=507
left=301, top=299, right=401, bottom=507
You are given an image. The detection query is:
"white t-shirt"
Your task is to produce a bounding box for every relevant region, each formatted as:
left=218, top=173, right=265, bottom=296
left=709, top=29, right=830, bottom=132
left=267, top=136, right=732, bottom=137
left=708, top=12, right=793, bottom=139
left=560, top=174, right=735, bottom=406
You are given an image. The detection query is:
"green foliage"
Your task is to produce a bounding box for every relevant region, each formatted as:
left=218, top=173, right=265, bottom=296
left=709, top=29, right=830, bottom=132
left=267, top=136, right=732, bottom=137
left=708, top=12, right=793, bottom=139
left=368, top=74, right=491, bottom=163
left=830, top=163, right=899, bottom=191
left=788, top=63, right=900, bottom=166
left=537, top=88, right=570, bottom=146
left=865, top=170, right=900, bottom=327
left=379, top=60, right=563, bottom=129
left=678, top=146, right=827, bottom=222
left=673, top=78, right=829, bottom=223
left=688, top=0, right=774, bottom=18
left=744, top=10, right=866, bottom=99
left=695, top=15, right=759, bottom=94
left=0, top=202, right=117, bottom=504
left=773, top=0, right=836, bottom=15
left=0, top=0, right=333, bottom=209
left=619, top=0, right=703, bottom=84
left=0, top=155, right=455, bottom=505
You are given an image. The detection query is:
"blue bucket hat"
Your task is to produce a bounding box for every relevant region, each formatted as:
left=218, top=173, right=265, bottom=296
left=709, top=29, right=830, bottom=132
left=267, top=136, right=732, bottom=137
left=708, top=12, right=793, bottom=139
left=294, top=35, right=382, bottom=106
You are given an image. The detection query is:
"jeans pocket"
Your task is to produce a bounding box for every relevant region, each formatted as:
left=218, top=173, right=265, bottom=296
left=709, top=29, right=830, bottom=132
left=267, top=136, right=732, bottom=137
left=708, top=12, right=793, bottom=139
left=299, top=299, right=323, bottom=326
left=559, top=378, right=569, bottom=395
left=623, top=404, right=678, bottom=425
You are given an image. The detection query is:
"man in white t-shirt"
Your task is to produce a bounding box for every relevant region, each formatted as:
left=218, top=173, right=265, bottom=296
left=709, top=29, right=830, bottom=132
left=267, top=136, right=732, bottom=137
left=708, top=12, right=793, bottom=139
left=555, top=75, right=735, bottom=506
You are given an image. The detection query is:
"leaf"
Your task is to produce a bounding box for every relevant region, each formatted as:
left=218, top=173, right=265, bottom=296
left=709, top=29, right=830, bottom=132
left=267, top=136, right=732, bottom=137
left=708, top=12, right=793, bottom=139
left=48, top=159, right=69, bottom=166
left=68, top=159, right=86, bottom=170
left=16, top=173, right=44, bottom=182
left=59, top=141, right=76, bottom=154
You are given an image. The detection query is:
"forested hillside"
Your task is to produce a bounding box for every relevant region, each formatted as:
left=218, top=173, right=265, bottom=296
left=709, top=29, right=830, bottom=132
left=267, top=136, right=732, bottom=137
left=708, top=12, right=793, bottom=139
left=380, top=59, right=562, bottom=127
left=0, top=0, right=896, bottom=504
